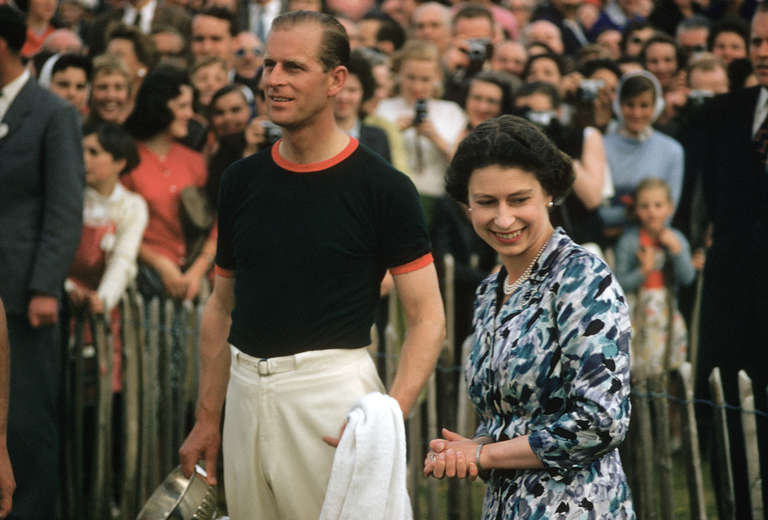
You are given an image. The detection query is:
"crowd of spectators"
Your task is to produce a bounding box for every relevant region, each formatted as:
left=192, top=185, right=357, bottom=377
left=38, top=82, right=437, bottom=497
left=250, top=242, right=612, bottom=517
left=2, top=0, right=767, bottom=515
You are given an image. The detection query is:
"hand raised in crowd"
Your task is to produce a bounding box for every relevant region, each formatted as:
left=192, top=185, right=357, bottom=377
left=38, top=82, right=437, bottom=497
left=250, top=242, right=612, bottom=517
left=594, top=85, right=614, bottom=129
left=0, top=443, right=14, bottom=519
left=658, top=228, right=682, bottom=255
left=637, top=244, right=657, bottom=276
left=67, top=282, right=91, bottom=309
left=28, top=295, right=58, bottom=328
left=561, top=71, right=583, bottom=99
left=88, top=293, right=104, bottom=315
left=424, top=428, right=481, bottom=480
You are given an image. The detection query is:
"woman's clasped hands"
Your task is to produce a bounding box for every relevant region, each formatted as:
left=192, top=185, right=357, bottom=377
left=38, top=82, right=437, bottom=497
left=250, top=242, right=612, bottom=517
left=423, top=428, right=485, bottom=481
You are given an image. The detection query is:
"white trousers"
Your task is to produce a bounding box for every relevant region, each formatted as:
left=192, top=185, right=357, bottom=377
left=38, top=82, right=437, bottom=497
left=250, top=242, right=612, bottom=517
left=223, top=345, right=385, bottom=520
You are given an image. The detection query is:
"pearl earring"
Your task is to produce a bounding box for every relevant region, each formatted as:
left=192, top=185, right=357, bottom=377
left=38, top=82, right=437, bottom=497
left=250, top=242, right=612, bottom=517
left=547, top=201, right=554, bottom=208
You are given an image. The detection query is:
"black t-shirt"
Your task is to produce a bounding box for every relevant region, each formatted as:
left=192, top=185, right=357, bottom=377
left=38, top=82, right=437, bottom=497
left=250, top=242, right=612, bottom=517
left=215, top=138, right=432, bottom=358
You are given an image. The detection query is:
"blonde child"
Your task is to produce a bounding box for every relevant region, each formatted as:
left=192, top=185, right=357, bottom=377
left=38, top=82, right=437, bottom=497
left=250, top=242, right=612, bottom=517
left=615, top=177, right=696, bottom=378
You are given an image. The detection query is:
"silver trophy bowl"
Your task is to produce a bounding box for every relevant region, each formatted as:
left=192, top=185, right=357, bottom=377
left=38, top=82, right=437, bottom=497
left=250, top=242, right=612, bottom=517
left=136, top=465, right=218, bottom=520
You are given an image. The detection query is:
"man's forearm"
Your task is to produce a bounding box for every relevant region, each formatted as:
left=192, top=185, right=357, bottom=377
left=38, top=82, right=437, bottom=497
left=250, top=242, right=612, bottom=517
left=196, top=295, right=233, bottom=423
left=388, top=316, right=445, bottom=417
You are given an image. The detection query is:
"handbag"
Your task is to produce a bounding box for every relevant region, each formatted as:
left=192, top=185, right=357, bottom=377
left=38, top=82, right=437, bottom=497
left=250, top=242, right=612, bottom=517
left=179, top=186, right=215, bottom=271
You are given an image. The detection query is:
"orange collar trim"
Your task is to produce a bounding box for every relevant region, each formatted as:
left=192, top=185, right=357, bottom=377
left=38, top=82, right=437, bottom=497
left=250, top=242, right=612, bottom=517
left=271, top=137, right=358, bottom=173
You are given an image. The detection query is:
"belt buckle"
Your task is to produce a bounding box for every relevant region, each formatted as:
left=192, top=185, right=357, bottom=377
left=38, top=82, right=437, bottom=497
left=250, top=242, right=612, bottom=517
left=257, top=359, right=270, bottom=376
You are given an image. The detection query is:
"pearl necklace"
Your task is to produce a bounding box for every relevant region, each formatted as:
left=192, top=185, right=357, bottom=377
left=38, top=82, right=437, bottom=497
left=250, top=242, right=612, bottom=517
left=503, top=239, right=550, bottom=295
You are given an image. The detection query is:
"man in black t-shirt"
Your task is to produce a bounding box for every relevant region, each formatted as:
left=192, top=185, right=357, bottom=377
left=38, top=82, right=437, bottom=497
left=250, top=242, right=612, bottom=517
left=179, top=11, right=446, bottom=519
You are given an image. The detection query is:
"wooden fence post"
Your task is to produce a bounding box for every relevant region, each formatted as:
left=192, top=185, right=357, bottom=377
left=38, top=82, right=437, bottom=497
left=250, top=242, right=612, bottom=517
left=709, top=368, right=735, bottom=520
left=676, top=363, right=706, bottom=520
left=737, top=370, right=764, bottom=520
left=632, top=377, right=657, bottom=520
left=141, top=297, right=160, bottom=499
left=120, top=293, right=141, bottom=520
left=92, top=315, right=114, bottom=520
left=160, top=300, right=175, bottom=474
left=649, top=374, right=673, bottom=520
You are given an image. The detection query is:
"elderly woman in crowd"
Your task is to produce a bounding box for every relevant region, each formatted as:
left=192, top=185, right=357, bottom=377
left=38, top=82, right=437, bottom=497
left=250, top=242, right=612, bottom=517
left=375, top=40, right=466, bottom=221
left=87, top=54, right=133, bottom=125
left=122, top=65, right=215, bottom=302
left=423, top=115, right=633, bottom=518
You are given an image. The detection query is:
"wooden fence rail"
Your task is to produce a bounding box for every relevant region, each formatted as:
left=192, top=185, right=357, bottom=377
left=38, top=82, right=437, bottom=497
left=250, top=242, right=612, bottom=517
left=61, top=255, right=767, bottom=519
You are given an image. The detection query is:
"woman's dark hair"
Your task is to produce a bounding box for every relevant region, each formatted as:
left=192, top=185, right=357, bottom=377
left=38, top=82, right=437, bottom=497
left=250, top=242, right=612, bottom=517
left=52, top=53, right=93, bottom=80
left=82, top=122, right=140, bottom=175
left=124, top=64, right=190, bottom=140
left=619, top=74, right=656, bottom=103
left=467, top=71, right=516, bottom=117
left=522, top=52, right=565, bottom=81
left=640, top=34, right=685, bottom=72
left=707, top=16, right=748, bottom=52
left=348, top=49, right=376, bottom=103
left=446, top=115, right=574, bottom=204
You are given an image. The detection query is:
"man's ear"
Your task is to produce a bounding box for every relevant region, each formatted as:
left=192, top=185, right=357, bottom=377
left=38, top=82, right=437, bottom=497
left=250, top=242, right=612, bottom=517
left=327, top=64, right=348, bottom=97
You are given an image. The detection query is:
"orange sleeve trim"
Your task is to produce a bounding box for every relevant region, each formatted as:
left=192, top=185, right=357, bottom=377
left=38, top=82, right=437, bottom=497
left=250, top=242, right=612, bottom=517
left=215, top=266, right=235, bottom=278
left=272, top=137, right=359, bottom=173
left=390, top=253, right=434, bottom=275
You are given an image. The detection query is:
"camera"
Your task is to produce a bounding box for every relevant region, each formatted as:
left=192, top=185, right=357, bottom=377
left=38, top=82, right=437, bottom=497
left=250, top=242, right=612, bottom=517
left=688, top=89, right=714, bottom=106
left=413, top=99, right=428, bottom=125
left=261, top=120, right=283, bottom=144
left=577, top=78, right=604, bottom=103
left=466, top=38, right=490, bottom=65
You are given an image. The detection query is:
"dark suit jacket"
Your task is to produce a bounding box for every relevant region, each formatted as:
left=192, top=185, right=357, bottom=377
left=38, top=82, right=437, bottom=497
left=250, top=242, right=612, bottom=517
left=0, top=77, right=84, bottom=315
left=87, top=2, right=191, bottom=57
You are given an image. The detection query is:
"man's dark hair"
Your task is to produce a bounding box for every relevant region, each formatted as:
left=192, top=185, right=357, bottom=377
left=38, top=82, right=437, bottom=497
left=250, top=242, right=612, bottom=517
left=107, top=23, right=157, bottom=69
left=0, top=5, right=27, bottom=54
left=124, top=65, right=191, bottom=140
left=348, top=49, right=376, bottom=103
left=195, top=6, right=239, bottom=36
left=727, top=57, right=753, bottom=90
left=376, top=14, right=406, bottom=51
left=272, top=10, right=349, bottom=70
left=677, top=14, right=710, bottom=36
left=446, top=115, right=573, bottom=204
left=707, top=16, right=748, bottom=51
left=580, top=58, right=621, bottom=80
left=82, top=122, right=140, bottom=175
left=210, top=83, right=248, bottom=111
left=452, top=4, right=493, bottom=33
left=515, top=80, right=561, bottom=109
left=53, top=53, right=93, bottom=80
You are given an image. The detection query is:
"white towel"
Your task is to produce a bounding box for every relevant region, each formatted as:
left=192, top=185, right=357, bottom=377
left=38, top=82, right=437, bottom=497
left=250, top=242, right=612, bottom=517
left=319, top=392, right=413, bottom=520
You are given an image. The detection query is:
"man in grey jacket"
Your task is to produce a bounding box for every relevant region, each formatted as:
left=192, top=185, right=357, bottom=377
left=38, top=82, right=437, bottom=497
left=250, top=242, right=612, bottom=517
left=0, top=5, right=84, bottom=517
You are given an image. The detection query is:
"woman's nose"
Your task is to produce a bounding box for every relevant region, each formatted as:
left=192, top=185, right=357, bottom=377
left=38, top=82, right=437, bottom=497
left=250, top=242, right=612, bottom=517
left=493, top=210, right=515, bottom=229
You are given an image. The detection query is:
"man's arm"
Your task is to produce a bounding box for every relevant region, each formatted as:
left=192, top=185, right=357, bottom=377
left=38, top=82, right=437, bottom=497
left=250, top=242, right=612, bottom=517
left=178, top=275, right=234, bottom=485
left=0, top=298, right=16, bottom=518
left=388, top=264, right=446, bottom=417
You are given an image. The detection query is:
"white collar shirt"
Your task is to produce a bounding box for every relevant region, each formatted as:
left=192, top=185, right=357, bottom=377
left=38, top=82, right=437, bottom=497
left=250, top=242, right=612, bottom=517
left=0, top=69, right=30, bottom=123
left=123, top=0, right=157, bottom=34
left=753, top=87, right=768, bottom=137
left=249, top=0, right=280, bottom=40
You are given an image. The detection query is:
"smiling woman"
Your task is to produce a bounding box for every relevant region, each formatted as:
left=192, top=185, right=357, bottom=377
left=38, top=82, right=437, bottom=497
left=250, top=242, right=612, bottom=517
left=425, top=115, right=635, bottom=519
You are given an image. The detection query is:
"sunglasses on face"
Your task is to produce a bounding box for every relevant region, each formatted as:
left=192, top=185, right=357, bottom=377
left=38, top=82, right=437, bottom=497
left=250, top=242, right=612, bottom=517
left=235, top=47, right=263, bottom=58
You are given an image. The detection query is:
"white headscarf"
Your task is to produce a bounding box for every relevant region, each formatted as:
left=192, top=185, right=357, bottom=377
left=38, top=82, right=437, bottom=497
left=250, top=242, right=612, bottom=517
left=612, top=69, right=665, bottom=128
left=37, top=53, right=62, bottom=88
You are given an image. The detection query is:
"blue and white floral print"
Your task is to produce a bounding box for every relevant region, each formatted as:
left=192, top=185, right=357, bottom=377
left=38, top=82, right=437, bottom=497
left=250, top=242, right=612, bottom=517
left=467, top=228, right=635, bottom=519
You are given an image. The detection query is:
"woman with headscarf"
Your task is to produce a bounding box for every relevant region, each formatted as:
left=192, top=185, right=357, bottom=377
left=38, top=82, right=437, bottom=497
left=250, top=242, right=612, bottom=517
left=599, top=71, right=684, bottom=238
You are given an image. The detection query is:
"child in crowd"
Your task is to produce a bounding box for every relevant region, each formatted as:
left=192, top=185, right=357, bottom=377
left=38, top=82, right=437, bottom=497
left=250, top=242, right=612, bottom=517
left=615, top=178, right=696, bottom=379
left=66, top=123, right=148, bottom=391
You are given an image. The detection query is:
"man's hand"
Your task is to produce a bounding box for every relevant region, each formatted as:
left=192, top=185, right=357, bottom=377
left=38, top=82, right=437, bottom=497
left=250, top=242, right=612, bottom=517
left=179, top=417, right=221, bottom=486
left=28, top=295, right=58, bottom=328
left=0, top=443, right=15, bottom=518
left=322, top=422, right=347, bottom=448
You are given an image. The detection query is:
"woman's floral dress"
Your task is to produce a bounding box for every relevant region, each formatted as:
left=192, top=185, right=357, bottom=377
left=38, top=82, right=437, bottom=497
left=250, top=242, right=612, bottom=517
left=467, top=228, right=636, bottom=519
